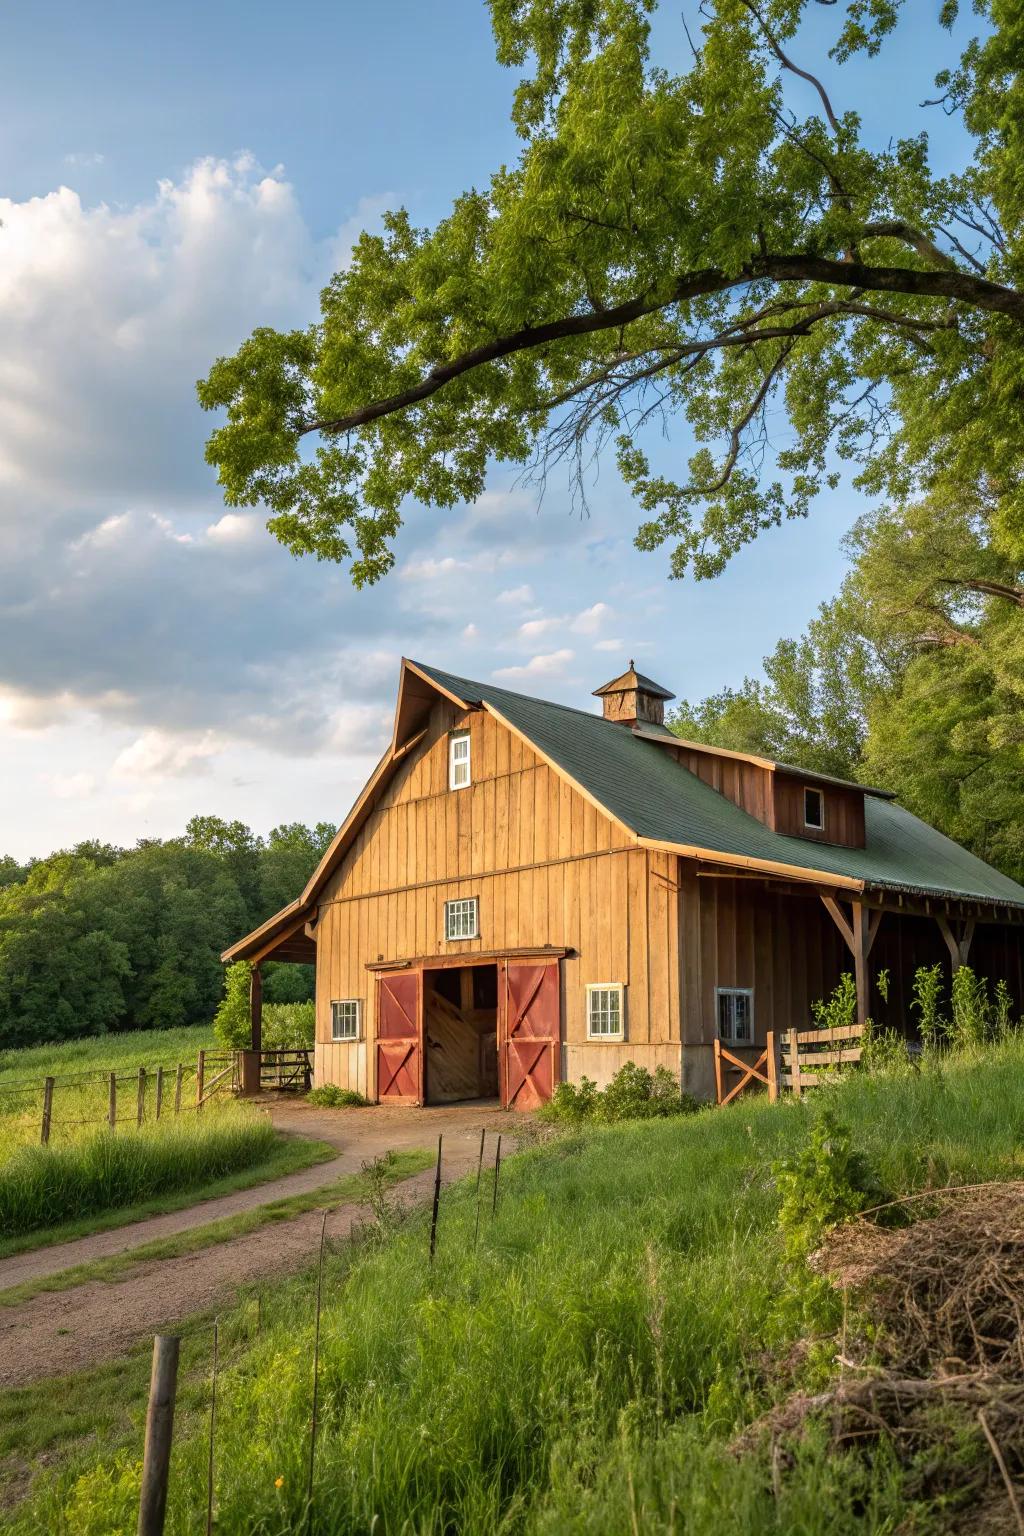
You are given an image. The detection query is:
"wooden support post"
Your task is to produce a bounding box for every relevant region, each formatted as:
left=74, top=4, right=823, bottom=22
left=249, top=964, right=263, bottom=1055
left=713, top=1038, right=724, bottom=1106
left=937, top=913, right=976, bottom=972
left=174, top=1064, right=183, bottom=1115
left=138, top=1335, right=180, bottom=1536
left=155, top=1067, right=164, bottom=1121
left=196, top=1051, right=206, bottom=1111
left=109, top=1072, right=117, bottom=1130
left=766, top=1031, right=778, bottom=1103
left=852, top=901, right=870, bottom=1028
left=40, top=1077, right=54, bottom=1146
left=137, top=1067, right=146, bottom=1128
left=788, top=1029, right=802, bottom=1099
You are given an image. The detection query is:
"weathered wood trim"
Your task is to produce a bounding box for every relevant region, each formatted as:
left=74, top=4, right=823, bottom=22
left=821, top=895, right=856, bottom=953
left=641, top=838, right=865, bottom=892
left=366, top=945, right=569, bottom=973
left=245, top=914, right=310, bottom=967
left=318, top=844, right=634, bottom=909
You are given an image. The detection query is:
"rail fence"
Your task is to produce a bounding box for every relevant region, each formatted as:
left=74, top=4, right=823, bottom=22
left=713, top=1024, right=865, bottom=1106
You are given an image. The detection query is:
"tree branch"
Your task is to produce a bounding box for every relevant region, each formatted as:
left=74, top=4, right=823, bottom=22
left=936, top=576, right=1024, bottom=608
left=303, top=255, right=1024, bottom=438
left=739, top=0, right=843, bottom=134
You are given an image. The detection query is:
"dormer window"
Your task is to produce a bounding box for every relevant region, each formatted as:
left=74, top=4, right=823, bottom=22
left=803, top=787, right=824, bottom=831
left=449, top=731, right=471, bottom=790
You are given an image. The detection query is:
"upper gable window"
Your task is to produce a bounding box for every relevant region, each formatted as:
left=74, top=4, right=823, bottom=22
left=449, top=731, right=471, bottom=791
left=803, top=787, right=824, bottom=830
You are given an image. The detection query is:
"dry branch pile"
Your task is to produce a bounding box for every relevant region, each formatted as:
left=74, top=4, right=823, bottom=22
left=744, top=1184, right=1024, bottom=1530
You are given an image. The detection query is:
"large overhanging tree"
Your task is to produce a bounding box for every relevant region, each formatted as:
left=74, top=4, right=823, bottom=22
left=198, top=0, right=1024, bottom=586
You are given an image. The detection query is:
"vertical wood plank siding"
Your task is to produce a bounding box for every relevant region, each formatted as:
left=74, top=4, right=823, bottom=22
left=313, top=703, right=681, bottom=1095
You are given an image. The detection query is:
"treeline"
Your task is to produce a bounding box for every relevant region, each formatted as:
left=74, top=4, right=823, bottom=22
left=670, top=487, right=1024, bottom=885
left=0, top=817, right=335, bottom=1049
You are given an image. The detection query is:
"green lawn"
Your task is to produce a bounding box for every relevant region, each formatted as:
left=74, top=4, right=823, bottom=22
left=0, top=1024, right=213, bottom=1084
left=6, top=1041, right=1024, bottom=1533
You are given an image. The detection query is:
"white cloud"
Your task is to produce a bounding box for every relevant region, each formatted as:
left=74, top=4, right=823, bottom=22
left=594, top=638, right=626, bottom=653
left=493, top=649, right=574, bottom=681
left=206, top=512, right=263, bottom=544
left=113, top=728, right=228, bottom=781
left=497, top=585, right=534, bottom=606
left=47, top=771, right=96, bottom=799
left=462, top=623, right=480, bottom=641
left=571, top=601, right=613, bottom=636
left=64, top=152, right=105, bottom=168
left=517, top=616, right=563, bottom=641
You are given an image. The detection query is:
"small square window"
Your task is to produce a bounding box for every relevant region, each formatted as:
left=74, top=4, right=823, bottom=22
left=449, top=731, right=471, bottom=790
left=803, top=787, right=824, bottom=830
left=587, top=984, right=625, bottom=1040
left=717, top=988, right=753, bottom=1046
left=331, top=999, right=362, bottom=1041
left=444, top=897, right=479, bottom=941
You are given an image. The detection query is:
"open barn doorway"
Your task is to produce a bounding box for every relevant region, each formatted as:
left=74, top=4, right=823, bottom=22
left=423, top=963, right=500, bottom=1104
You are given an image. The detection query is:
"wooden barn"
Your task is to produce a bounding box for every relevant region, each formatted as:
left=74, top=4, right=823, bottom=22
left=223, top=659, right=1024, bottom=1106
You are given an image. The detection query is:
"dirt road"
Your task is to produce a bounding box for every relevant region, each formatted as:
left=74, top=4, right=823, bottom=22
left=0, top=1101, right=515, bottom=1388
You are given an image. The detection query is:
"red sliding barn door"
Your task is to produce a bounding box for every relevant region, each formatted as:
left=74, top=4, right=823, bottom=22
left=500, top=961, right=560, bottom=1110
left=376, top=970, right=422, bottom=1104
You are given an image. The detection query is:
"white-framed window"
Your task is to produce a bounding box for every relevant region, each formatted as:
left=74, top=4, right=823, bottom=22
left=717, top=988, right=754, bottom=1046
left=444, top=896, right=480, bottom=941
left=803, top=786, right=824, bottom=830
left=587, top=983, right=625, bottom=1040
left=331, top=999, right=362, bottom=1041
left=449, top=730, right=471, bottom=790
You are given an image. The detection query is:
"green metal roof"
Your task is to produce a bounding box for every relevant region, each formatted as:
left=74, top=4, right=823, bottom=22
left=414, top=661, right=1024, bottom=910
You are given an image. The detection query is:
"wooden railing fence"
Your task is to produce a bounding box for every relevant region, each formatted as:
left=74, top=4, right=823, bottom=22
left=714, top=1024, right=865, bottom=1106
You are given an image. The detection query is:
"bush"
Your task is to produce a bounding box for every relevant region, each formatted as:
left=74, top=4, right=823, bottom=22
left=540, top=1062, right=697, bottom=1125
left=774, top=1106, right=888, bottom=1260
left=307, top=1084, right=368, bottom=1108
left=214, top=964, right=315, bottom=1051
left=0, top=1106, right=278, bottom=1237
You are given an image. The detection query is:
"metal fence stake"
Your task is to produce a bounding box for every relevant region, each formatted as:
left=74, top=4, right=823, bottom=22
left=473, top=1128, right=486, bottom=1252
left=306, top=1210, right=329, bottom=1525
left=206, top=1319, right=219, bottom=1536
left=492, top=1134, right=503, bottom=1218
left=138, top=1334, right=180, bottom=1536
left=429, top=1134, right=443, bottom=1265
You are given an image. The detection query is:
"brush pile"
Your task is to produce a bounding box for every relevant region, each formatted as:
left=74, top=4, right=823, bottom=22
left=745, top=1183, right=1024, bottom=1528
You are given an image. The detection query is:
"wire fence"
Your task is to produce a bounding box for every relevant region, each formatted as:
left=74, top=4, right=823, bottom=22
left=137, top=1128, right=506, bottom=1534
left=0, top=1051, right=239, bottom=1150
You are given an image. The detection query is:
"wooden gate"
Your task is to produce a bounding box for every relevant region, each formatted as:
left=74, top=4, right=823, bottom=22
left=500, top=961, right=559, bottom=1111
left=376, top=970, right=422, bottom=1104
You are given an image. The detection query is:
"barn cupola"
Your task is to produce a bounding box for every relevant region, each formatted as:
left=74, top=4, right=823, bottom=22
left=593, top=662, right=675, bottom=728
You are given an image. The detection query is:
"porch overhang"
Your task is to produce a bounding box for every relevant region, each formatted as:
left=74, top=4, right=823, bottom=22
left=220, top=901, right=317, bottom=966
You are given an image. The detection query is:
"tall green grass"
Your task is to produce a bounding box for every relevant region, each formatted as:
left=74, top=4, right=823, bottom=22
left=0, top=1106, right=277, bottom=1238
left=14, top=1039, right=1024, bottom=1535
left=0, top=1024, right=212, bottom=1083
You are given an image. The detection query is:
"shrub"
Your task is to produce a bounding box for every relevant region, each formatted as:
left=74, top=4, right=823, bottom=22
left=949, top=965, right=991, bottom=1050
left=811, top=972, right=857, bottom=1031
left=911, top=963, right=945, bottom=1049
left=214, top=964, right=314, bottom=1051
left=307, top=1084, right=368, bottom=1108
left=0, top=1106, right=277, bottom=1237
left=539, top=1062, right=697, bottom=1125
left=774, top=1106, right=888, bottom=1260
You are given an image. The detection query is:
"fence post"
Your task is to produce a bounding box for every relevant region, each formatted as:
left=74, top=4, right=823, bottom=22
left=40, top=1077, right=54, bottom=1146
left=492, top=1134, right=502, bottom=1218
left=137, top=1334, right=180, bottom=1536
left=155, top=1067, right=164, bottom=1121
left=137, top=1067, right=147, bottom=1128
left=174, top=1064, right=183, bottom=1115
left=766, top=1031, right=778, bottom=1103
left=713, top=1038, right=723, bottom=1106
left=788, top=1028, right=802, bottom=1099
left=429, top=1134, right=443, bottom=1265
left=196, top=1051, right=206, bottom=1111
left=109, top=1072, right=117, bottom=1130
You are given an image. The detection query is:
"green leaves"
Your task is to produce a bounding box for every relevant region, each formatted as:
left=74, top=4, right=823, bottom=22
left=198, top=1, right=1021, bottom=584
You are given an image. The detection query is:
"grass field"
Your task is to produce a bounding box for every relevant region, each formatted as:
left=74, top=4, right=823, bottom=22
left=0, top=1025, right=215, bottom=1158
left=7, top=1040, right=1024, bottom=1534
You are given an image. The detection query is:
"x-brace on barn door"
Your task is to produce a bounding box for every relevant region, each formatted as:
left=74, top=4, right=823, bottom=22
left=499, top=960, right=559, bottom=1111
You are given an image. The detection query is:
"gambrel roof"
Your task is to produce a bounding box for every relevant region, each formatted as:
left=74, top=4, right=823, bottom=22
left=223, top=657, right=1024, bottom=961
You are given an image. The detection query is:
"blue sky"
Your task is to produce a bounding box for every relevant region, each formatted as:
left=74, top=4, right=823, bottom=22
left=0, top=2, right=976, bottom=859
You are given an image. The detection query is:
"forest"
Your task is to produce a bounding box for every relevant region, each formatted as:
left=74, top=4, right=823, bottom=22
left=0, top=818, right=335, bottom=1049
